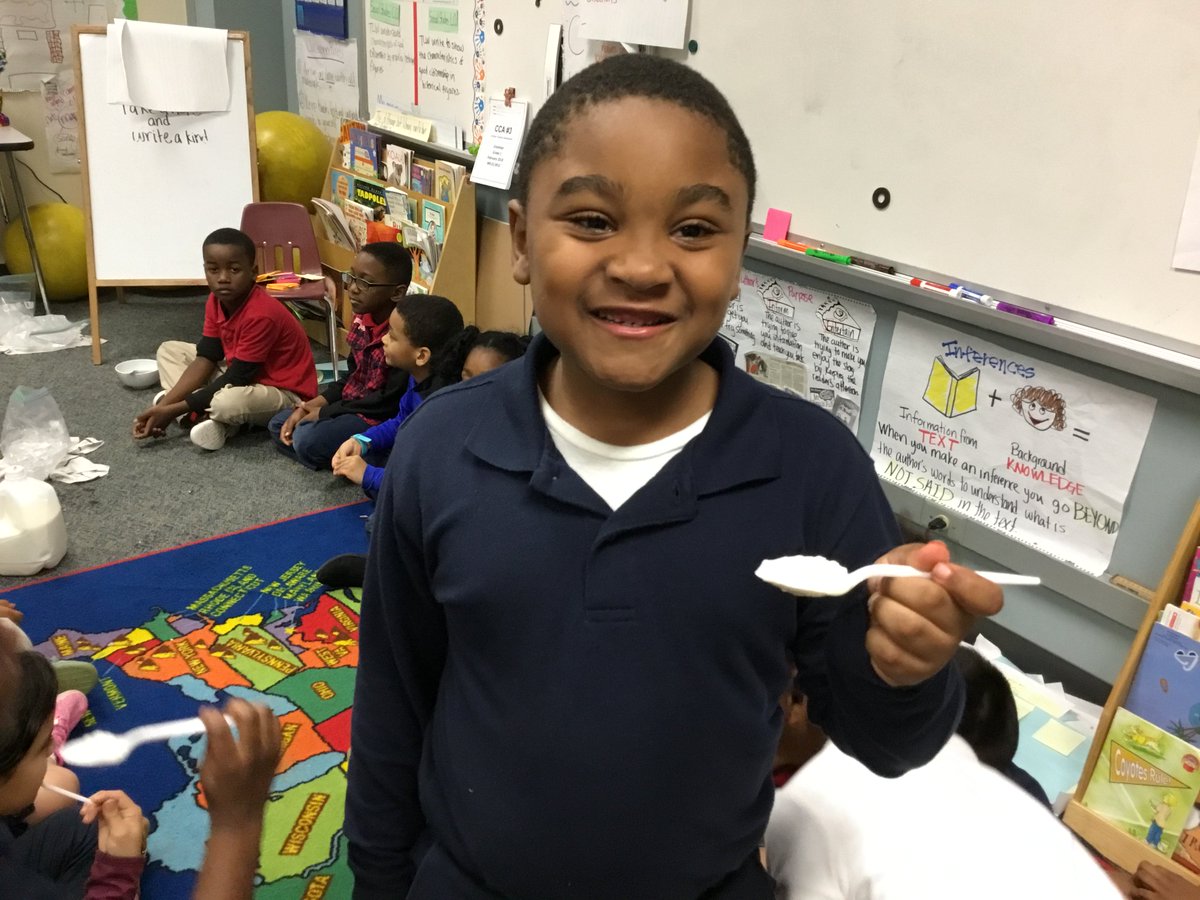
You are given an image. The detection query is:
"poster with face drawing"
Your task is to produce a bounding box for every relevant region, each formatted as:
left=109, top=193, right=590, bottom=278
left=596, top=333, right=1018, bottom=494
left=874, top=313, right=1156, bottom=575
left=720, top=270, right=877, bottom=434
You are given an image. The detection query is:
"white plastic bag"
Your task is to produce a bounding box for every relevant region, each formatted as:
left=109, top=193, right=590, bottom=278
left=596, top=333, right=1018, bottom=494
left=2, top=313, right=90, bottom=354
left=0, top=296, right=33, bottom=342
left=0, top=386, right=71, bottom=481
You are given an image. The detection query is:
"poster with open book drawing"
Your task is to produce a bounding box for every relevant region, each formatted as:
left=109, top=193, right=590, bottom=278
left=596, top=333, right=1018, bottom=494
left=874, top=313, right=1157, bottom=575
left=720, top=270, right=877, bottom=433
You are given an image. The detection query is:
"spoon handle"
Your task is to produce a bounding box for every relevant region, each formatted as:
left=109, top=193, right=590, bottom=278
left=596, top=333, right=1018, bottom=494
left=127, top=716, right=207, bottom=745
left=977, top=573, right=1041, bottom=586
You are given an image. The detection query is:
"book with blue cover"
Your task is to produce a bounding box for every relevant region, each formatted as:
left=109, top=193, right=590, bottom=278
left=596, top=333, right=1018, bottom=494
left=1126, top=623, right=1200, bottom=745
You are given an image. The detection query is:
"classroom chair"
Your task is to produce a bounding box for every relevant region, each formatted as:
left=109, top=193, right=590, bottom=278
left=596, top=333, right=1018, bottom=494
left=239, top=202, right=340, bottom=378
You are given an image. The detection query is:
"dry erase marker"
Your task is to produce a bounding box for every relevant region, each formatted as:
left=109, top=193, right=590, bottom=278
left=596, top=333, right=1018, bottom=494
left=949, top=283, right=997, bottom=308
left=777, top=238, right=810, bottom=253
left=910, top=277, right=954, bottom=295
left=996, top=302, right=1055, bottom=326
left=850, top=256, right=895, bottom=275
left=806, top=248, right=852, bottom=265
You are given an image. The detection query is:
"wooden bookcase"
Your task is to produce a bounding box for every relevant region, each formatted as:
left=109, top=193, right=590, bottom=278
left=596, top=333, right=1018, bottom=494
left=311, top=127, right=478, bottom=350
left=1063, top=498, right=1200, bottom=884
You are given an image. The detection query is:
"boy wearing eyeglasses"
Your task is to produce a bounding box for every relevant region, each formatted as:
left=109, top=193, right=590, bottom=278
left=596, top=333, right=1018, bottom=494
left=269, top=243, right=413, bottom=469
left=134, top=228, right=317, bottom=451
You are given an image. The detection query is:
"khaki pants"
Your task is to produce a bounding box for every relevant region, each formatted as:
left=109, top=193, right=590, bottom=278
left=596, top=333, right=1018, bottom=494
left=156, top=340, right=300, bottom=428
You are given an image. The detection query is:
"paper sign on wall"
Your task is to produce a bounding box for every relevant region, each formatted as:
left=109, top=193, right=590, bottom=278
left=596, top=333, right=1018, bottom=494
left=873, top=313, right=1156, bottom=575
left=295, top=30, right=360, bottom=140
left=41, top=70, right=79, bottom=173
left=578, top=0, right=690, bottom=49
left=469, top=98, right=528, bottom=190
left=720, top=270, right=877, bottom=433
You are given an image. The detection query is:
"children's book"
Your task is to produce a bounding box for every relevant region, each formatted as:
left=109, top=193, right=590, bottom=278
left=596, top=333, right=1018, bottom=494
left=434, top=159, right=466, bottom=204
left=353, top=177, right=389, bottom=213
left=383, top=145, right=413, bottom=189
left=312, top=198, right=356, bottom=250
left=1183, top=546, right=1200, bottom=605
left=922, top=356, right=979, bottom=417
left=384, top=187, right=415, bottom=223
left=1126, top=623, right=1200, bottom=740
left=1080, top=707, right=1200, bottom=857
left=338, top=119, right=368, bottom=145
left=410, top=160, right=435, bottom=197
left=342, top=199, right=373, bottom=250
left=329, top=169, right=355, bottom=206
left=421, top=198, right=447, bottom=245
left=349, top=127, right=382, bottom=178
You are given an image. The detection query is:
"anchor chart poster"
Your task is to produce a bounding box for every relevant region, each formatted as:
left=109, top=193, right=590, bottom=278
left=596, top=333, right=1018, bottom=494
left=720, top=271, right=877, bottom=433
left=874, top=313, right=1156, bottom=575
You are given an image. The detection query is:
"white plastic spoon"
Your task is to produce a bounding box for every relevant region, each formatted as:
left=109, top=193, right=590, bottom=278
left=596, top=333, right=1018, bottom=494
left=755, top=554, right=1041, bottom=598
left=42, top=781, right=92, bottom=805
left=60, top=715, right=224, bottom=768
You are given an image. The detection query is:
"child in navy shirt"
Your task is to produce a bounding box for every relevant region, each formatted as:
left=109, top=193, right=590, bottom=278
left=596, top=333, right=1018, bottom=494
left=346, top=55, right=1003, bottom=899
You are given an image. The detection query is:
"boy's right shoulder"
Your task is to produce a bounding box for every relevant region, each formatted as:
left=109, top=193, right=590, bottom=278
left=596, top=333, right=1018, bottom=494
left=402, top=368, right=504, bottom=433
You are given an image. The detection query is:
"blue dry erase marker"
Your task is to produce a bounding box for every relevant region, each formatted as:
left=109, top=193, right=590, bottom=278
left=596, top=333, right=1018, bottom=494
left=949, top=283, right=997, bottom=308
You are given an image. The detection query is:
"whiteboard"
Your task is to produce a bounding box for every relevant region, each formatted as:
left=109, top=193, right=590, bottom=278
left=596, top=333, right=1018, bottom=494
left=675, top=0, right=1200, bottom=351
left=75, top=28, right=256, bottom=283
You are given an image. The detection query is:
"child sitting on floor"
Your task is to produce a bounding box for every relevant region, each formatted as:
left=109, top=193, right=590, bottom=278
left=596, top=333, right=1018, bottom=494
left=316, top=327, right=530, bottom=589
left=326, top=294, right=465, bottom=497
left=0, top=623, right=147, bottom=899
left=269, top=243, right=414, bottom=470
left=133, top=227, right=317, bottom=452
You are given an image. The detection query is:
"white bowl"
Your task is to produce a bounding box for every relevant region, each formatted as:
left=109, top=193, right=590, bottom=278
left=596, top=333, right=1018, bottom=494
left=114, top=358, right=159, bottom=389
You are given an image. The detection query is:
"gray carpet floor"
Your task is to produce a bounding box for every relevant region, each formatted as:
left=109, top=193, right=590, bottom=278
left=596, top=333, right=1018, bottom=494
left=0, top=290, right=361, bottom=589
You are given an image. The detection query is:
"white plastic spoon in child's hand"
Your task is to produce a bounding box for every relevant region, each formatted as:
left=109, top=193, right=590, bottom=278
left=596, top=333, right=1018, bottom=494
left=755, top=554, right=1040, bottom=598
left=60, top=715, right=231, bottom=767
left=41, top=781, right=92, bottom=805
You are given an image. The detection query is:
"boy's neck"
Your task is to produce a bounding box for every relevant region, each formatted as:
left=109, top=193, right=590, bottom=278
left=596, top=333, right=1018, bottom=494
left=217, top=288, right=254, bottom=315
left=542, top=356, right=718, bottom=446
left=407, top=362, right=431, bottom=383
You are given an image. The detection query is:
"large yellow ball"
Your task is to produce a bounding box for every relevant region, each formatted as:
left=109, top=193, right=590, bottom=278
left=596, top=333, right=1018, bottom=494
left=256, top=111, right=331, bottom=212
left=3, top=202, right=87, bottom=301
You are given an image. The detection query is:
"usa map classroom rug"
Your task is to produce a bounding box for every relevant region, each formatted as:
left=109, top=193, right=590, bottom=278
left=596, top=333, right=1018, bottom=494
left=7, top=503, right=371, bottom=898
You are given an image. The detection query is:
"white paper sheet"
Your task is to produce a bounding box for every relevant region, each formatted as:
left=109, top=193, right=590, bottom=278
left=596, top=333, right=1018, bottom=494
left=295, top=30, right=360, bottom=140
left=469, top=98, right=528, bottom=190
left=578, top=0, right=689, bottom=49
left=0, top=0, right=121, bottom=93
left=720, top=271, right=877, bottom=433
left=1174, top=129, right=1200, bottom=272
left=41, top=70, right=79, bottom=174
left=106, top=20, right=230, bottom=113
left=874, top=313, right=1156, bottom=575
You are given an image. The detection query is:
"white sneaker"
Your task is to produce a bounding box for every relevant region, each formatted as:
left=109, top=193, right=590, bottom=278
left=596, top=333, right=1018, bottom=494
left=189, top=419, right=229, bottom=451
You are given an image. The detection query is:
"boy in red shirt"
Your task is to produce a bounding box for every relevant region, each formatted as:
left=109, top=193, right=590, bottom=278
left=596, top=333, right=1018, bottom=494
left=133, top=228, right=317, bottom=451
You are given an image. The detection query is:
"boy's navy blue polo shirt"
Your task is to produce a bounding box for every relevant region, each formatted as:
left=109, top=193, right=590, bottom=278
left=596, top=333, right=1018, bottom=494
left=347, top=334, right=964, bottom=900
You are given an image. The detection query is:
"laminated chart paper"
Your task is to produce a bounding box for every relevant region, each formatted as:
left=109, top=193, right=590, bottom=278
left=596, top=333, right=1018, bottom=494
left=874, top=313, right=1155, bottom=575
left=720, top=271, right=877, bottom=433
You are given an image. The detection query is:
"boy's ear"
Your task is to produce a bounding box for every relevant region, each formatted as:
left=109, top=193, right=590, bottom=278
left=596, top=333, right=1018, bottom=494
left=509, top=199, right=531, bottom=286
left=391, top=282, right=409, bottom=301
left=414, top=346, right=432, bottom=368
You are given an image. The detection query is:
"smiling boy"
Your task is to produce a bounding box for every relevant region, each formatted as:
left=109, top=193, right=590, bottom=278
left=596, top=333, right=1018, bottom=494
left=133, top=228, right=317, bottom=451
left=347, top=56, right=1002, bottom=899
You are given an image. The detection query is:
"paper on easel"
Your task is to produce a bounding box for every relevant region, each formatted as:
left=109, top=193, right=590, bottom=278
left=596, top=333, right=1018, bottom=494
left=106, top=20, right=230, bottom=112
left=1174, top=130, right=1200, bottom=272
left=470, top=99, right=529, bottom=191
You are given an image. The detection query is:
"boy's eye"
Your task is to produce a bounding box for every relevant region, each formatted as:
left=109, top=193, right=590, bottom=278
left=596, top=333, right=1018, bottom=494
left=675, top=221, right=717, bottom=240
left=567, top=214, right=613, bottom=233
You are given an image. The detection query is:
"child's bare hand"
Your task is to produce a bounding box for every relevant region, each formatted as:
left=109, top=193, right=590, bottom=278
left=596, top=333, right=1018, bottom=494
left=199, top=699, right=281, bottom=831
left=132, top=406, right=175, bottom=439
left=864, top=542, right=1003, bottom=687
left=81, top=790, right=148, bottom=858
left=0, top=599, right=23, bottom=625
left=331, top=437, right=362, bottom=469
left=332, top=454, right=367, bottom=485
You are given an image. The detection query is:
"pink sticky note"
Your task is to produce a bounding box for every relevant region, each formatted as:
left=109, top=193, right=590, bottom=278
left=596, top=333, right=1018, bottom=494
left=763, top=208, right=792, bottom=242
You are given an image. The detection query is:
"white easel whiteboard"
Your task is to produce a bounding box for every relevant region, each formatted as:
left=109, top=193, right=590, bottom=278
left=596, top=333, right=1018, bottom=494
left=74, top=26, right=257, bottom=283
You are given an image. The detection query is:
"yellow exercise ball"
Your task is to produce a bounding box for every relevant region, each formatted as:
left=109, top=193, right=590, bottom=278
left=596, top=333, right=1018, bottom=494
left=256, top=111, right=331, bottom=212
left=3, top=202, right=87, bottom=301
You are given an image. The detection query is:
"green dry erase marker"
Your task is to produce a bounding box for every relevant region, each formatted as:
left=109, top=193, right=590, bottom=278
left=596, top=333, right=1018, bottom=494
left=806, top=248, right=852, bottom=265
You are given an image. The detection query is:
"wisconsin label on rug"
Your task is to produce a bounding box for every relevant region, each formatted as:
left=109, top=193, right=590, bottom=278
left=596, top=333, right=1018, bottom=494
left=10, top=503, right=370, bottom=899
left=1081, top=707, right=1200, bottom=856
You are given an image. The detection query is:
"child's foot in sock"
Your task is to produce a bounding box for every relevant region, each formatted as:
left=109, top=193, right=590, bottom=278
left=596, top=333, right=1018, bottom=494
left=316, top=553, right=367, bottom=588
left=51, top=690, right=88, bottom=763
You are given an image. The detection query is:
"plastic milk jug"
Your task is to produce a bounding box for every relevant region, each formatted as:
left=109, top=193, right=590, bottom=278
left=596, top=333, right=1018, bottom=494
left=0, top=476, right=67, bottom=575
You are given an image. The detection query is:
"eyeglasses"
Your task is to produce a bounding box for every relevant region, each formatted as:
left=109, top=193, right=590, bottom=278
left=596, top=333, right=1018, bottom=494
left=341, top=271, right=404, bottom=291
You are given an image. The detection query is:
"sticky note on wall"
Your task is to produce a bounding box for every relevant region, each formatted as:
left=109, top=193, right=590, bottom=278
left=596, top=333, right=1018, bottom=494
left=764, top=208, right=792, bottom=242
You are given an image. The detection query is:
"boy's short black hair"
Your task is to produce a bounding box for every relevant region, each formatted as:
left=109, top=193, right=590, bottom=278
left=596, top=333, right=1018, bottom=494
left=0, top=629, right=57, bottom=776
left=360, top=242, right=414, bottom=287
left=395, top=293, right=464, bottom=353
left=954, top=645, right=1019, bottom=771
left=513, top=53, right=756, bottom=217
left=203, top=227, right=257, bottom=266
